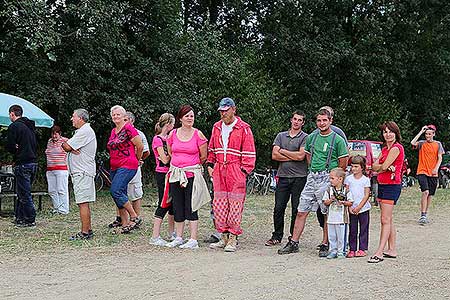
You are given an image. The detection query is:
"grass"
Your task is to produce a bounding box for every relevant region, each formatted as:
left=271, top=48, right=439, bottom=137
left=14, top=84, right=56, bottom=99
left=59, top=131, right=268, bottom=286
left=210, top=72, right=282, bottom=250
left=1, top=184, right=449, bottom=257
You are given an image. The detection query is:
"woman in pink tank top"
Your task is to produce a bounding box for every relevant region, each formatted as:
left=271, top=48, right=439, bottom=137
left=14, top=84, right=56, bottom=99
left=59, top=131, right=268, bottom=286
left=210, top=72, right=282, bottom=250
left=369, top=121, right=404, bottom=263
left=165, top=105, right=208, bottom=249
left=149, top=113, right=176, bottom=246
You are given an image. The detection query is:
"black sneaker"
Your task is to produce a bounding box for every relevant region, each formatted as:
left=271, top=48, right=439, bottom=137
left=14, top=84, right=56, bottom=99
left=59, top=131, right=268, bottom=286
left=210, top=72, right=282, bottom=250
left=69, top=231, right=93, bottom=241
left=277, top=240, right=299, bottom=255
left=318, top=244, right=329, bottom=257
left=15, top=221, right=36, bottom=228
left=204, top=234, right=220, bottom=243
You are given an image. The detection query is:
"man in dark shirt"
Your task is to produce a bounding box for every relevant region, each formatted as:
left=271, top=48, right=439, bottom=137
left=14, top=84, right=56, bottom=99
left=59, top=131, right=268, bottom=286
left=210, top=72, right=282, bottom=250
left=265, top=111, right=308, bottom=246
left=7, top=105, right=38, bottom=227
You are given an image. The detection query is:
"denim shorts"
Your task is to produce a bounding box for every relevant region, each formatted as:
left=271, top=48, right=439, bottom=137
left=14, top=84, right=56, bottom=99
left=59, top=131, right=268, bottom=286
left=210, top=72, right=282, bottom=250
left=110, top=168, right=137, bottom=208
left=377, top=184, right=402, bottom=205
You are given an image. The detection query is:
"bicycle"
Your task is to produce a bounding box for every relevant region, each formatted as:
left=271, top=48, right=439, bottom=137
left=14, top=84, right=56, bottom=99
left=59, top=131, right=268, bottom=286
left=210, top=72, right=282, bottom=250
left=0, top=171, right=15, bottom=193
left=95, top=160, right=111, bottom=191
left=246, top=169, right=275, bottom=196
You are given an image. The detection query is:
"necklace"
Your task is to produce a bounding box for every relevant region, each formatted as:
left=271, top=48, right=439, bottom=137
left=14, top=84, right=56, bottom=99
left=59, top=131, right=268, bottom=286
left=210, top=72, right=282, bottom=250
left=177, top=127, right=194, bottom=141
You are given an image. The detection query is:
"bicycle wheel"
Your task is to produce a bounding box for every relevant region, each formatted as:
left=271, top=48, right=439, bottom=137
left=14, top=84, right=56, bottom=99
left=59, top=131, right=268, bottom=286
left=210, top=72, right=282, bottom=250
left=443, top=175, right=450, bottom=189
left=95, top=174, right=104, bottom=191
left=246, top=175, right=256, bottom=195
left=370, top=178, right=378, bottom=205
left=261, top=176, right=271, bottom=196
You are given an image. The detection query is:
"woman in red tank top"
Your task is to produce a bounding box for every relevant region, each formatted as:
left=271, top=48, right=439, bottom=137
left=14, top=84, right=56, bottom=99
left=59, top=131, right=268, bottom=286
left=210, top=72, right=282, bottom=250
left=368, top=121, right=404, bottom=263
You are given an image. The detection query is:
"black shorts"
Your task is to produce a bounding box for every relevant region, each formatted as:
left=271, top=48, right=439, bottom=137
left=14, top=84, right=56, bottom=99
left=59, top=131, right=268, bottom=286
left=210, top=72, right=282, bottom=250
left=417, top=174, right=438, bottom=196
left=154, top=171, right=173, bottom=219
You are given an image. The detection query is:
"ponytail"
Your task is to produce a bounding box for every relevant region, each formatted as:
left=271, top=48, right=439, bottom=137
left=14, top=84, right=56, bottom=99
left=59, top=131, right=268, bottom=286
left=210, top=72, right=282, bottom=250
left=155, top=113, right=175, bottom=135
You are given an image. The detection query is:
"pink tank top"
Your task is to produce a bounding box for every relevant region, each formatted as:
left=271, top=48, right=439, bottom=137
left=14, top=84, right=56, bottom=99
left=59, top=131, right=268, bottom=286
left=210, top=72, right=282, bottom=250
left=152, top=135, right=170, bottom=174
left=377, top=142, right=405, bottom=185
left=167, top=129, right=207, bottom=177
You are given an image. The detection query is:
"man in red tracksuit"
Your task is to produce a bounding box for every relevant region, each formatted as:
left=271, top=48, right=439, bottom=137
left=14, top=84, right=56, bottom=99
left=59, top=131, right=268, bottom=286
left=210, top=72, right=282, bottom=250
left=207, top=97, right=256, bottom=252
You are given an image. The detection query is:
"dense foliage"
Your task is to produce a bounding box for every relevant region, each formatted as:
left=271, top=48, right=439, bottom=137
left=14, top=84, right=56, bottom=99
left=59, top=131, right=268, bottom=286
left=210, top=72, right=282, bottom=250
left=1, top=0, right=450, bottom=173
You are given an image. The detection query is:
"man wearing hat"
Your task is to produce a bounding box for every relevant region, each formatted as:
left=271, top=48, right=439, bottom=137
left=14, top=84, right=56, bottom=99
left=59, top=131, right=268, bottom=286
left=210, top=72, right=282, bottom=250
left=207, top=97, right=256, bottom=252
left=411, top=124, right=445, bottom=225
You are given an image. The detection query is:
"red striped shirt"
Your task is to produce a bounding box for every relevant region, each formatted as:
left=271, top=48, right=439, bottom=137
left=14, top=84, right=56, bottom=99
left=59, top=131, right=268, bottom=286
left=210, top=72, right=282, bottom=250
left=45, top=137, right=69, bottom=171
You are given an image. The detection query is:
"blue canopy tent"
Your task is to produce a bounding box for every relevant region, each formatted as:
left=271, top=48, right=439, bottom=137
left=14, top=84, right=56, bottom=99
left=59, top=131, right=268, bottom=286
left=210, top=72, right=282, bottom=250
left=0, top=93, right=54, bottom=128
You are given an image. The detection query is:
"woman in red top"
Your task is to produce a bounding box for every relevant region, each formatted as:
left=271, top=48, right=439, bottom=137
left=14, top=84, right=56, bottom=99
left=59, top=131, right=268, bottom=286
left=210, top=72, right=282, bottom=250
left=368, top=121, right=404, bottom=263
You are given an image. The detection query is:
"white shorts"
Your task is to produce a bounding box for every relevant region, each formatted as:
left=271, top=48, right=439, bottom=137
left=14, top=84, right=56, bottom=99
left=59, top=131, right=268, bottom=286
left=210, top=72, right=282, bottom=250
left=71, top=173, right=96, bottom=204
left=127, top=167, right=143, bottom=201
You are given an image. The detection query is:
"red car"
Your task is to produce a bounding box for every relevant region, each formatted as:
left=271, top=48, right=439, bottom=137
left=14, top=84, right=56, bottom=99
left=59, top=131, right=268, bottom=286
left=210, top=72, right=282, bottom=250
left=347, top=140, right=383, bottom=202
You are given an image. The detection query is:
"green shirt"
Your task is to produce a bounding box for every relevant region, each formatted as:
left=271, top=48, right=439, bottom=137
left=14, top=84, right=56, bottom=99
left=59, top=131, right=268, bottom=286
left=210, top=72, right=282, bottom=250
left=304, top=131, right=348, bottom=172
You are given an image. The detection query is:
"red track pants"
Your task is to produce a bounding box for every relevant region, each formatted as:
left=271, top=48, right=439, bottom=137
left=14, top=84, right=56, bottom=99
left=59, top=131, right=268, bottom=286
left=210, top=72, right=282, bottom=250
left=212, top=162, right=247, bottom=235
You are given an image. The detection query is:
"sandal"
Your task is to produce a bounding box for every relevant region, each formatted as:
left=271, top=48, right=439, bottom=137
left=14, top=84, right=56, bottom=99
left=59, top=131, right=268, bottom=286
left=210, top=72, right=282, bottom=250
left=383, top=252, right=397, bottom=258
left=368, top=255, right=384, bottom=263
left=108, top=217, right=122, bottom=228
left=355, top=250, right=367, bottom=257
left=131, top=217, right=143, bottom=228
left=121, top=221, right=138, bottom=234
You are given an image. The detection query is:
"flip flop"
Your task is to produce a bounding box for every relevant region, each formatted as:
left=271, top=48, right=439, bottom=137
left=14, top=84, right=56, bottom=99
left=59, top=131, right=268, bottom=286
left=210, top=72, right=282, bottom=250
left=368, top=255, right=384, bottom=263
left=383, top=252, right=397, bottom=258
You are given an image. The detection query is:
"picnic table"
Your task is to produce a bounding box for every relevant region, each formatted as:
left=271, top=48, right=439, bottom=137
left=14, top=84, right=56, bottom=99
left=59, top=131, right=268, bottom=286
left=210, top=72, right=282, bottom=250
left=0, top=172, right=48, bottom=213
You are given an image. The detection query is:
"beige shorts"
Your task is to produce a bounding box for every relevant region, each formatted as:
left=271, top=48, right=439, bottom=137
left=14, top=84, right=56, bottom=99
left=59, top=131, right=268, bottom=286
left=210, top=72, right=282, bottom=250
left=127, top=167, right=143, bottom=201
left=71, top=173, right=96, bottom=204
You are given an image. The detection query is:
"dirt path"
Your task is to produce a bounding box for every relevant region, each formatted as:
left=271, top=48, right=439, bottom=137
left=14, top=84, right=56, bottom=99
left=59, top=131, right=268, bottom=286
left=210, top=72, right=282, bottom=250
left=1, top=208, right=449, bottom=300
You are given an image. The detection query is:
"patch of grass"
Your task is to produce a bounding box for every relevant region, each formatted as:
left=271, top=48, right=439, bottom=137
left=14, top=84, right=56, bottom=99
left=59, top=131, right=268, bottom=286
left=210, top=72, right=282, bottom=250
left=1, top=185, right=449, bottom=256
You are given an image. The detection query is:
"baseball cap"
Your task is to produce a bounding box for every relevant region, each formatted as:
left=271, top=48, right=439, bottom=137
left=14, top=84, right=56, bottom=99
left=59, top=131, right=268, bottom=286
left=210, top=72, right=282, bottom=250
left=217, top=97, right=236, bottom=111
left=427, top=124, right=437, bottom=131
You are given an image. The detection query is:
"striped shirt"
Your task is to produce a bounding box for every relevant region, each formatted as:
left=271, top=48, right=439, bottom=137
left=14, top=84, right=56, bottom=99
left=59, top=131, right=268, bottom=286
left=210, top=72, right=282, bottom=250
left=45, top=137, right=69, bottom=171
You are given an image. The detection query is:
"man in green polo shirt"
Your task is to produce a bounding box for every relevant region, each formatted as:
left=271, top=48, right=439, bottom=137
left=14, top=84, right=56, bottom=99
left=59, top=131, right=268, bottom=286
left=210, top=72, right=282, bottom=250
left=278, top=108, right=349, bottom=256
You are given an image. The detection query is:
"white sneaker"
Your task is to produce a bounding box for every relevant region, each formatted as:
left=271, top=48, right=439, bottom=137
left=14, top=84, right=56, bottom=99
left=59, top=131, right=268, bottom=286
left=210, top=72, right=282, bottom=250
left=165, top=237, right=183, bottom=248
left=168, top=231, right=177, bottom=241
left=209, top=238, right=227, bottom=249
left=418, top=216, right=427, bottom=225
left=149, top=236, right=168, bottom=246
left=179, top=239, right=199, bottom=249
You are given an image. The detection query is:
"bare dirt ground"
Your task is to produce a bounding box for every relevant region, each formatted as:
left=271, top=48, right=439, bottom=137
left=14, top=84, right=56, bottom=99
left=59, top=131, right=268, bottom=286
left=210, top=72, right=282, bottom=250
left=1, top=189, right=450, bottom=300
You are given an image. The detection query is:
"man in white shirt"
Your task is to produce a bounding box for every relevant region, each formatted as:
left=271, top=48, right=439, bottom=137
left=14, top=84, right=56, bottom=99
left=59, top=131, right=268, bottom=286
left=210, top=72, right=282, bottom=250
left=62, top=109, right=97, bottom=240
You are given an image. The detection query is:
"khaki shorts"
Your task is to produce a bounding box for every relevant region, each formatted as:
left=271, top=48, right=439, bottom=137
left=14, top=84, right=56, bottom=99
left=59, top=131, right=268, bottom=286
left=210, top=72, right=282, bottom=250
left=128, top=167, right=143, bottom=201
left=71, top=173, right=96, bottom=204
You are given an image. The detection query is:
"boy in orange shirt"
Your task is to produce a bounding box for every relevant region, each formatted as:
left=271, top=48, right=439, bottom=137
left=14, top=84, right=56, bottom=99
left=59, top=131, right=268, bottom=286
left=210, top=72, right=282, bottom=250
left=411, top=125, right=444, bottom=225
